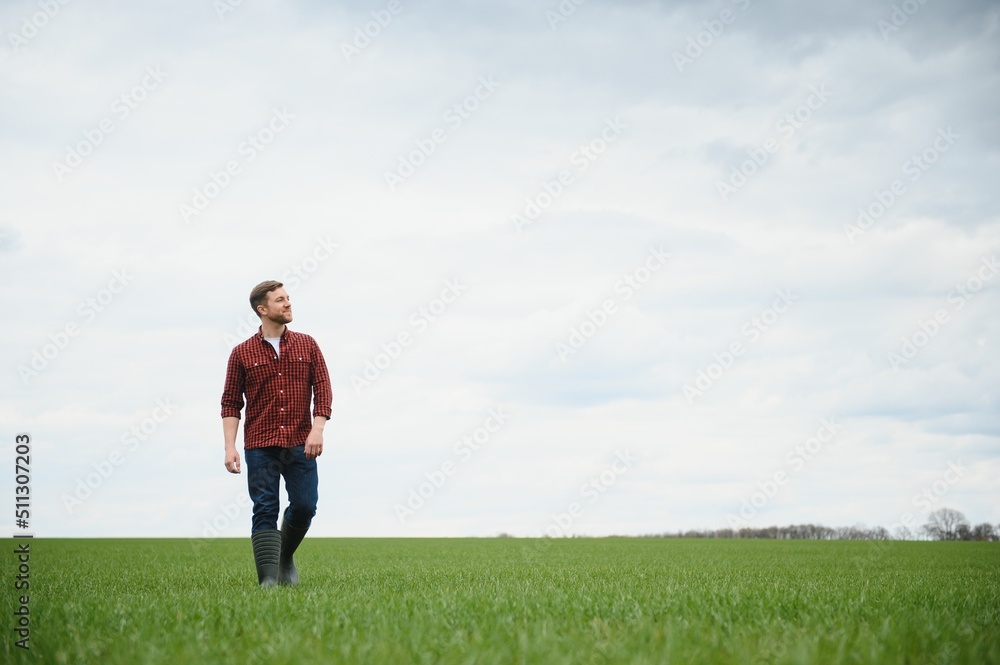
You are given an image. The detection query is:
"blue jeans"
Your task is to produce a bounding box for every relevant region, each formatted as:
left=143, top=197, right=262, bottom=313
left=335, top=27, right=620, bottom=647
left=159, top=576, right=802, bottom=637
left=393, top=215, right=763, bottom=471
left=244, top=445, right=318, bottom=533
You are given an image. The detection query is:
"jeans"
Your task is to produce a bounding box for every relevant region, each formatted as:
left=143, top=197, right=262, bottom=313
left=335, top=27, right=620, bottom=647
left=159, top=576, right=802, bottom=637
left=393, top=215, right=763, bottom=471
left=244, top=445, right=318, bottom=533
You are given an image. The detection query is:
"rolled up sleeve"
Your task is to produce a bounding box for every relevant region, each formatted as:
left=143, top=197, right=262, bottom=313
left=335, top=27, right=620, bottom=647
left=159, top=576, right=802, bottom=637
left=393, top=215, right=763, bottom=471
left=220, top=348, right=246, bottom=419
left=310, top=339, right=333, bottom=420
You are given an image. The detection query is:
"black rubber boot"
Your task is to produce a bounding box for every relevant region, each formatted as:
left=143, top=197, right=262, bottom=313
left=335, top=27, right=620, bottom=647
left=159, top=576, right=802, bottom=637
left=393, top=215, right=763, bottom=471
left=278, top=521, right=309, bottom=586
left=251, top=529, right=281, bottom=587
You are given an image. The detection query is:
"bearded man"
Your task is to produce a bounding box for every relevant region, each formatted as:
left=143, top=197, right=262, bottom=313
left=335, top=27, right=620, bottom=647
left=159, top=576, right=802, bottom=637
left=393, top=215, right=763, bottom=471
left=220, top=280, right=332, bottom=586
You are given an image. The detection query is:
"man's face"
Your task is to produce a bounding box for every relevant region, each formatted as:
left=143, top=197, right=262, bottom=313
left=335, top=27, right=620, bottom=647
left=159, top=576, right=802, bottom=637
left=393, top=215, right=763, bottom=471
left=260, top=287, right=292, bottom=324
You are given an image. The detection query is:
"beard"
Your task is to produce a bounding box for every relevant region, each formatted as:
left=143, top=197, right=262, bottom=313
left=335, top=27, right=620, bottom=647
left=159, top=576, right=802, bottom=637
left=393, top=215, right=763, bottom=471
left=266, top=310, right=292, bottom=324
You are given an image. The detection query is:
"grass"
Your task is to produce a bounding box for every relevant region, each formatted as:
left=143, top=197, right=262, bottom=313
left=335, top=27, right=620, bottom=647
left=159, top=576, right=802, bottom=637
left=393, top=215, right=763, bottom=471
left=3, top=538, right=999, bottom=664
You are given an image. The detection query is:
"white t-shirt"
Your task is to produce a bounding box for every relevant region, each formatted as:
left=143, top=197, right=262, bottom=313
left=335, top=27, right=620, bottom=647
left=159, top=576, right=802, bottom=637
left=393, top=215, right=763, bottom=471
left=264, top=337, right=281, bottom=358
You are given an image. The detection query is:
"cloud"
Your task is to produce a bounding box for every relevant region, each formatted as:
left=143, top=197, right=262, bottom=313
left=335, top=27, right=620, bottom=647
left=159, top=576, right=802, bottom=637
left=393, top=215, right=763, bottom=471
left=2, top=0, right=998, bottom=537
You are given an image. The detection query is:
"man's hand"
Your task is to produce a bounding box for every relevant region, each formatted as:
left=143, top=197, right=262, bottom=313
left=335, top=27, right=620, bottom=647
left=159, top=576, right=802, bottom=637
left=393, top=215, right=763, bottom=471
left=225, top=447, right=241, bottom=474
left=304, top=427, right=324, bottom=460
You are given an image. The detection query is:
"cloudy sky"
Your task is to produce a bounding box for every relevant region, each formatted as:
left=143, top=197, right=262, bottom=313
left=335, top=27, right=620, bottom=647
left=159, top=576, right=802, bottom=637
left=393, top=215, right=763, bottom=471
left=2, top=0, right=998, bottom=539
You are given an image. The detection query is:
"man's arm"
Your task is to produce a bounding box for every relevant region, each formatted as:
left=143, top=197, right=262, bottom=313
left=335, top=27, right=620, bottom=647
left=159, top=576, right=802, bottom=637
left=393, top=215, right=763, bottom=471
left=221, top=348, right=246, bottom=473
left=223, top=417, right=241, bottom=473
left=305, top=415, right=327, bottom=460
left=305, top=339, right=333, bottom=460
left=310, top=339, right=333, bottom=420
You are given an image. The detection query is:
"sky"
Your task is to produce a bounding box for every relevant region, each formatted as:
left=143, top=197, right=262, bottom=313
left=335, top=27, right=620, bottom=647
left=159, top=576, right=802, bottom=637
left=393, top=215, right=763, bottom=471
left=1, top=0, right=998, bottom=540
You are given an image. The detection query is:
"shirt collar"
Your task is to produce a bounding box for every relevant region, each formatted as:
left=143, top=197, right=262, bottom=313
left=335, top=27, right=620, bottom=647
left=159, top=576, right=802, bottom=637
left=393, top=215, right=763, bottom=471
left=256, top=325, right=291, bottom=341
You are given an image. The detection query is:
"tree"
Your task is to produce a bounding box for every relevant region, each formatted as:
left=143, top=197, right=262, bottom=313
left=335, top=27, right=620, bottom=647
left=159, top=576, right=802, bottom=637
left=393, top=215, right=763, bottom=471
left=869, top=526, right=891, bottom=540
left=922, top=508, right=970, bottom=541
left=970, top=523, right=996, bottom=542
left=893, top=525, right=914, bottom=541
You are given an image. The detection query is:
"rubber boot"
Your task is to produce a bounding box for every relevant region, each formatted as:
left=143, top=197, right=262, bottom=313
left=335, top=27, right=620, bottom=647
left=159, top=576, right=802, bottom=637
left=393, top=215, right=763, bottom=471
left=278, top=520, right=309, bottom=586
left=251, top=529, right=281, bottom=587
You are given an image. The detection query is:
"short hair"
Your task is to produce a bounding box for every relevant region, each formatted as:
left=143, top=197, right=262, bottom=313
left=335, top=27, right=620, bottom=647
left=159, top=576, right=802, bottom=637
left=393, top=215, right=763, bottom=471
left=249, top=280, right=284, bottom=318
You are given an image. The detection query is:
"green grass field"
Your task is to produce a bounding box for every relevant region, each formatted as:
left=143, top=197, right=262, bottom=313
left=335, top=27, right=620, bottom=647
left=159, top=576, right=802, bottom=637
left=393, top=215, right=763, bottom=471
left=4, top=538, right=998, bottom=664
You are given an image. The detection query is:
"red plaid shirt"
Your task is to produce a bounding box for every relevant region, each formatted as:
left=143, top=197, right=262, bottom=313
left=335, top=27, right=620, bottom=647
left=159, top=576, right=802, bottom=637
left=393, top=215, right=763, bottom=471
left=221, top=326, right=333, bottom=449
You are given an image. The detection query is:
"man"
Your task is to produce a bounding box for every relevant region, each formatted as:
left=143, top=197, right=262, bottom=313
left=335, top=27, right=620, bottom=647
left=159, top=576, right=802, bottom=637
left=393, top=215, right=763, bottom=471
left=220, top=280, right=332, bottom=587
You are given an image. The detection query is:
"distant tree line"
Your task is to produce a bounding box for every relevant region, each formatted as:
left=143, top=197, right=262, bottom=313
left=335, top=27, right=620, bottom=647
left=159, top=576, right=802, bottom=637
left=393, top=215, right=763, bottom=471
left=639, top=508, right=999, bottom=542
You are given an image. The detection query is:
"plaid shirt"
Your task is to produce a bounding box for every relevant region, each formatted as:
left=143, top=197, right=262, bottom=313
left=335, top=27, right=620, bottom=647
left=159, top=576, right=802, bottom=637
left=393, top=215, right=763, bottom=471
left=221, top=326, right=333, bottom=449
